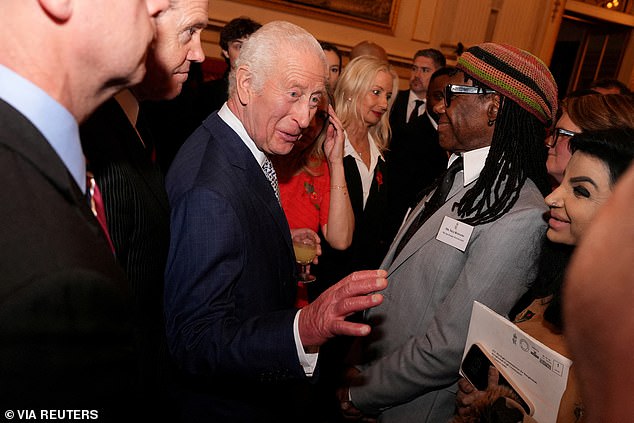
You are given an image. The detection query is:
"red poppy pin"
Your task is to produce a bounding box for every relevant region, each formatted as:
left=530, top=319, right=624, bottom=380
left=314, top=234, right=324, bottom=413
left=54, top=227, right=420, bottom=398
left=375, top=170, right=384, bottom=191
left=304, top=181, right=320, bottom=210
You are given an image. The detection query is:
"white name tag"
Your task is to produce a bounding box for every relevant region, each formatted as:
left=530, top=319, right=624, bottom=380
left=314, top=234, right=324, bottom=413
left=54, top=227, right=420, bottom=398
left=436, top=216, right=474, bottom=251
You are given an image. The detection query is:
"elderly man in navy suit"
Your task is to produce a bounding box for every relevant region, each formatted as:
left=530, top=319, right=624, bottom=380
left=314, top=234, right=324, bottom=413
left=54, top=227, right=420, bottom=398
left=165, top=21, right=388, bottom=422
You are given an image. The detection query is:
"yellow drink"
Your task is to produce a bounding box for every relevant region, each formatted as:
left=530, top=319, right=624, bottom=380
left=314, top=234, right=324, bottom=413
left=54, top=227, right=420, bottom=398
left=293, top=243, right=316, bottom=265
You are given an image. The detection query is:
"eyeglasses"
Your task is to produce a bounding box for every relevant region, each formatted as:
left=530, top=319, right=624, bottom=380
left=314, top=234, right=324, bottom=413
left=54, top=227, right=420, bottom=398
left=545, top=127, right=578, bottom=148
left=443, top=84, right=497, bottom=108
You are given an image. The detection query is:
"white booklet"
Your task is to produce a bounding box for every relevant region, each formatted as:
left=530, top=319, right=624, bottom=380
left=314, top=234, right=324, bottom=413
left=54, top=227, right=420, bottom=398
left=459, top=301, right=572, bottom=422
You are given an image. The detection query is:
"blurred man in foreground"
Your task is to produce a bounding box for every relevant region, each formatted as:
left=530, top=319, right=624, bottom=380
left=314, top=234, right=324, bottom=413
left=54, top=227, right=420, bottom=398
left=0, top=0, right=168, bottom=414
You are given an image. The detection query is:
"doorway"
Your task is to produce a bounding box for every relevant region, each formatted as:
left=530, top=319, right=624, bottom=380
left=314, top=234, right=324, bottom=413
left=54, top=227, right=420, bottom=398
left=550, top=13, right=631, bottom=97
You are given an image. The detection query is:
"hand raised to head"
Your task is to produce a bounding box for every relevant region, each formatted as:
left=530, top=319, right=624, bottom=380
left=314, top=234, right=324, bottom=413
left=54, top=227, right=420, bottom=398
left=298, top=269, right=387, bottom=347
left=323, top=104, right=345, bottom=166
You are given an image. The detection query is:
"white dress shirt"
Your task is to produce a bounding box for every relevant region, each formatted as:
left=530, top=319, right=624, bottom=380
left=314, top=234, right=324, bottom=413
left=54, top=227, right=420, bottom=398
left=344, top=132, right=384, bottom=209
left=406, top=90, right=426, bottom=123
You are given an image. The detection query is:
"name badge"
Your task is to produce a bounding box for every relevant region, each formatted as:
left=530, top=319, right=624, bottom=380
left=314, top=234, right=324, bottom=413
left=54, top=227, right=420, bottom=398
left=436, top=216, right=474, bottom=251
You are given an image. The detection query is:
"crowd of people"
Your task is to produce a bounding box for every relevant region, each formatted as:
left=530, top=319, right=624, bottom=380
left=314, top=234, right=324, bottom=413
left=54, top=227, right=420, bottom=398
left=1, top=3, right=633, bottom=422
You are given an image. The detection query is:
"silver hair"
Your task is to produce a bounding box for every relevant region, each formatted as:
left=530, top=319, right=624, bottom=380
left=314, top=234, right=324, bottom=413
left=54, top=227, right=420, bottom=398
left=228, top=20, right=327, bottom=96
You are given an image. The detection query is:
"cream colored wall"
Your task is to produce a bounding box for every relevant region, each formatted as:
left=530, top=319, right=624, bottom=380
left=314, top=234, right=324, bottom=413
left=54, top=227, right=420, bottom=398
left=203, top=0, right=633, bottom=90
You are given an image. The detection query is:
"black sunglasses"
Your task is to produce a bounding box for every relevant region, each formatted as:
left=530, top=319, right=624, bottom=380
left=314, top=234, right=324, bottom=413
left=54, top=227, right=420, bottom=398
left=545, top=127, right=579, bottom=148
left=444, top=84, right=497, bottom=108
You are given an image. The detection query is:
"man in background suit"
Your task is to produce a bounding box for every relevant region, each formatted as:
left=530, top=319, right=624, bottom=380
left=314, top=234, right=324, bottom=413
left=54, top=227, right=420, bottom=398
left=80, top=0, right=209, bottom=413
left=387, top=49, right=448, bottom=230
left=142, top=16, right=262, bottom=174
left=390, top=49, right=446, bottom=134
left=199, top=16, right=262, bottom=115
left=0, top=0, right=168, bottom=414
left=164, top=21, right=388, bottom=422
left=339, top=43, right=558, bottom=422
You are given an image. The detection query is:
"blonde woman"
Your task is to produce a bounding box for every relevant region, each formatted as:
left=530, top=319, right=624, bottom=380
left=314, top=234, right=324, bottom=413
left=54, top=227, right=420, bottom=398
left=317, top=55, right=399, bottom=288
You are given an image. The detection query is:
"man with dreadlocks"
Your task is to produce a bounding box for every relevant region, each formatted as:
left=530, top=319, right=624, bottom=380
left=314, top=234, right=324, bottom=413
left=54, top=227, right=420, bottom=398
left=337, top=43, right=557, bottom=422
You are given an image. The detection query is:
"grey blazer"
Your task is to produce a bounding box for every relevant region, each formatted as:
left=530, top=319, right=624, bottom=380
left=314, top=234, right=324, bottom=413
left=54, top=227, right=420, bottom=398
left=350, top=169, right=548, bottom=422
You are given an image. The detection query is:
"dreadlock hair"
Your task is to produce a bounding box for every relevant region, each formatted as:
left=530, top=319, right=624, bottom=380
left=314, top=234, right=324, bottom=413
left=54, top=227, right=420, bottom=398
left=452, top=78, right=551, bottom=226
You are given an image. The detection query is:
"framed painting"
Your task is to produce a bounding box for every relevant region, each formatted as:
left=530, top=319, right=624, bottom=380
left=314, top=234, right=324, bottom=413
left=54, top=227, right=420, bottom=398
left=230, top=0, right=400, bottom=33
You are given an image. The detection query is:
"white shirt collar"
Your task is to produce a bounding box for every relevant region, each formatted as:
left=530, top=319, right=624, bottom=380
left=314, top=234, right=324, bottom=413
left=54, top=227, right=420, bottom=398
left=406, top=90, right=426, bottom=121
left=449, top=145, right=491, bottom=186
left=217, top=103, right=267, bottom=168
left=343, top=132, right=384, bottom=164
left=344, top=132, right=384, bottom=208
left=426, top=111, right=438, bottom=130
left=407, top=90, right=425, bottom=105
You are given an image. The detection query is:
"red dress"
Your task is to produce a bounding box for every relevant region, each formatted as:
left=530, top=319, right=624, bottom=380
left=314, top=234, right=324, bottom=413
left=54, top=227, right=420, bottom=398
left=279, top=159, right=330, bottom=232
left=279, top=159, right=331, bottom=308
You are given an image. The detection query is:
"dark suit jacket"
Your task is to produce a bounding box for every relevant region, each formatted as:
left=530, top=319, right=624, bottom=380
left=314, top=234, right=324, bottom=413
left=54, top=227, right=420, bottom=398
left=387, top=90, right=448, bottom=233
left=315, top=155, right=394, bottom=292
left=164, top=112, right=311, bottom=422
left=389, top=89, right=412, bottom=138
left=0, top=99, right=136, bottom=415
left=140, top=75, right=228, bottom=175
left=80, top=98, right=172, bottom=410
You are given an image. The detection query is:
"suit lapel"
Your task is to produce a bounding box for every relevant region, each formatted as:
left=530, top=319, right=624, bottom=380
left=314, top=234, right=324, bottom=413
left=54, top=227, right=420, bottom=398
left=0, top=100, right=114, bottom=249
left=386, top=173, right=470, bottom=271
left=391, top=90, right=409, bottom=125
left=0, top=100, right=79, bottom=204
left=112, top=100, right=170, bottom=214
left=210, top=115, right=293, bottom=255
left=343, top=155, right=364, bottom=217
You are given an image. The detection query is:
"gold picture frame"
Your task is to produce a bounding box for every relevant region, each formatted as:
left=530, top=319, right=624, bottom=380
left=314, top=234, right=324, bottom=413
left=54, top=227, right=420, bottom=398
left=231, top=0, right=400, bottom=34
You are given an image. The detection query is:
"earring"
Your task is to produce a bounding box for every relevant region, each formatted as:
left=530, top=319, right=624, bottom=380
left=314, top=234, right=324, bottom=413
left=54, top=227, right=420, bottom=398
left=347, top=97, right=352, bottom=102
left=487, top=118, right=496, bottom=127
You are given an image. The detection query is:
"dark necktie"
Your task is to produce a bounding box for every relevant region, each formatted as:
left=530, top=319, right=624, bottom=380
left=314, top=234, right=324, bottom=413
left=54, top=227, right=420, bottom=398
left=86, top=171, right=115, bottom=253
left=393, top=157, right=464, bottom=258
left=408, top=99, right=424, bottom=123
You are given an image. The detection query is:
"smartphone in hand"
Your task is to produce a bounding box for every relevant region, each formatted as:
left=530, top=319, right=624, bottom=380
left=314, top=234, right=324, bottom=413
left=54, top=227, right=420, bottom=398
left=460, top=343, right=534, bottom=415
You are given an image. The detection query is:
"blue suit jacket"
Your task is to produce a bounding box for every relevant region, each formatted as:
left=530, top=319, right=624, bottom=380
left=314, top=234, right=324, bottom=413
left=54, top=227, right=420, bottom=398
left=165, top=112, right=309, bottom=421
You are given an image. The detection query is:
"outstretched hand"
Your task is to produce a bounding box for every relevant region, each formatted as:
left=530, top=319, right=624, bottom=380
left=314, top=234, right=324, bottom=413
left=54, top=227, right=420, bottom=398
left=298, top=269, right=387, bottom=347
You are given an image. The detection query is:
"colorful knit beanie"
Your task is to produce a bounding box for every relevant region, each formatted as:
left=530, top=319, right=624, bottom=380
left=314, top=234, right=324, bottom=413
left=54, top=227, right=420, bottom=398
left=457, top=43, right=558, bottom=126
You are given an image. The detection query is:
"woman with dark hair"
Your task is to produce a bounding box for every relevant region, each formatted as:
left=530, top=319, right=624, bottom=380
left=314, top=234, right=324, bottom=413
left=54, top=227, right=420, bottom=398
left=320, top=41, right=343, bottom=89
left=454, top=127, right=634, bottom=423
left=546, top=93, right=634, bottom=186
